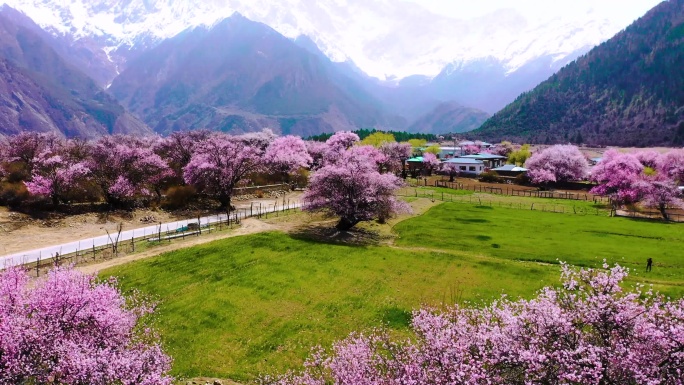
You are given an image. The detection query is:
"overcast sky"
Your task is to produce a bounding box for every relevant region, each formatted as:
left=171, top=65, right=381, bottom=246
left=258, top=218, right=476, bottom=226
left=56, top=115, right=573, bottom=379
left=405, top=0, right=664, bottom=24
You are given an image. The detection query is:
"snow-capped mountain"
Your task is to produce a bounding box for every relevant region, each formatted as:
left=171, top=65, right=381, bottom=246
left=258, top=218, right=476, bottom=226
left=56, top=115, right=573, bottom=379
left=0, top=0, right=662, bottom=82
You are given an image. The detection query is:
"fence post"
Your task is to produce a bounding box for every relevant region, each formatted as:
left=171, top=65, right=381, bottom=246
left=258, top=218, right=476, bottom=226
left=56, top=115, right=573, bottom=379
left=132, top=236, right=135, bottom=252
left=93, top=243, right=96, bottom=260
left=36, top=255, right=40, bottom=277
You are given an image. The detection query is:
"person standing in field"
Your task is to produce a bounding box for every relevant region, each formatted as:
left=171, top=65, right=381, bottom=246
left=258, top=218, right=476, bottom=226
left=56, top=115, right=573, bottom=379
left=646, top=258, right=653, bottom=272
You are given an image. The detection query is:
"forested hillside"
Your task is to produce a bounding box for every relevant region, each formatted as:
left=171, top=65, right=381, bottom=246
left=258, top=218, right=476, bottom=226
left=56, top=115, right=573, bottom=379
left=474, top=0, right=684, bottom=146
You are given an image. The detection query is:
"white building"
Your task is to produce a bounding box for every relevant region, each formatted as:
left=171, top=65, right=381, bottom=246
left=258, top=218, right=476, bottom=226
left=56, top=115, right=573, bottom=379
left=443, top=158, right=486, bottom=175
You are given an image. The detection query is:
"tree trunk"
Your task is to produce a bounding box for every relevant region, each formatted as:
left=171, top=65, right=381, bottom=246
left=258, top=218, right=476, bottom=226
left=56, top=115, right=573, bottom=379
left=449, top=174, right=455, bottom=182
left=659, top=204, right=669, bottom=221
left=336, top=217, right=359, bottom=231
left=219, top=194, right=232, bottom=211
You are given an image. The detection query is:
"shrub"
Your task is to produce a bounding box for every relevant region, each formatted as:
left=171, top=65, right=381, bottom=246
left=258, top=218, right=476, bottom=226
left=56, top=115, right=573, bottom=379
left=162, top=185, right=197, bottom=210
left=515, top=173, right=531, bottom=185
left=479, top=171, right=502, bottom=183
left=0, top=181, right=30, bottom=207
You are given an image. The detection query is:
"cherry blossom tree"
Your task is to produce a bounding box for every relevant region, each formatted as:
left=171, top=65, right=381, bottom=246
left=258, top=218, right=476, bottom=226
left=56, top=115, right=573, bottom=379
left=525, top=144, right=589, bottom=184
left=635, top=176, right=684, bottom=220
left=184, top=135, right=262, bottom=209
left=441, top=162, right=460, bottom=182
left=89, top=136, right=173, bottom=206
left=273, top=263, right=684, bottom=385
left=422, top=152, right=440, bottom=175
left=0, top=137, right=8, bottom=179
left=236, top=128, right=277, bottom=154
left=302, top=145, right=408, bottom=230
left=492, top=141, right=514, bottom=157
left=635, top=150, right=663, bottom=169
left=305, top=140, right=328, bottom=170
left=154, top=130, right=213, bottom=180
left=5, top=132, right=61, bottom=179
left=380, top=142, right=412, bottom=177
left=462, top=144, right=481, bottom=155
left=0, top=266, right=173, bottom=385
left=24, top=149, right=90, bottom=206
left=591, top=150, right=644, bottom=214
left=324, top=131, right=361, bottom=165
left=265, top=136, right=313, bottom=185
left=326, top=131, right=360, bottom=151
left=658, top=149, right=684, bottom=184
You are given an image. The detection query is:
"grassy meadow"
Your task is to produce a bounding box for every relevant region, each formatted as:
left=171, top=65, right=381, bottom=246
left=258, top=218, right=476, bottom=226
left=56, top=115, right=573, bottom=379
left=103, top=195, right=684, bottom=382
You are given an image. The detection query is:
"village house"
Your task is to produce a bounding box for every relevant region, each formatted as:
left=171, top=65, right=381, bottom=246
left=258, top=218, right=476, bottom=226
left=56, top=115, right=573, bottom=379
left=443, top=158, right=486, bottom=176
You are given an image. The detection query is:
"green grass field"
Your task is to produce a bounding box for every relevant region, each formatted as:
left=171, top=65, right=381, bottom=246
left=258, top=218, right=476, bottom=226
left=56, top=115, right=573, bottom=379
left=394, top=203, right=684, bottom=293
left=103, top=199, right=684, bottom=382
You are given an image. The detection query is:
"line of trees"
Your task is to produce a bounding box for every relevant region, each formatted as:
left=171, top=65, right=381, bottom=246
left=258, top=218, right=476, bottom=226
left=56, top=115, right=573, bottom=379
left=307, top=128, right=437, bottom=143
left=522, top=145, right=684, bottom=219
left=0, top=130, right=413, bottom=230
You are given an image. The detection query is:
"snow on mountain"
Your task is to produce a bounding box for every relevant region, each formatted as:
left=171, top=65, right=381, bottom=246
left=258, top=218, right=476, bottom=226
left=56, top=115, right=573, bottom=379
left=0, top=0, right=662, bottom=81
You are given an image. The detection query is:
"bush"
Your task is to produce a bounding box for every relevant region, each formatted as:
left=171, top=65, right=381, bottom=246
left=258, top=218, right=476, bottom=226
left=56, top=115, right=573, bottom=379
left=255, top=189, right=265, bottom=198
left=162, top=185, right=196, bottom=210
left=0, top=182, right=30, bottom=207
left=515, top=173, right=531, bottom=185
left=479, top=171, right=502, bottom=183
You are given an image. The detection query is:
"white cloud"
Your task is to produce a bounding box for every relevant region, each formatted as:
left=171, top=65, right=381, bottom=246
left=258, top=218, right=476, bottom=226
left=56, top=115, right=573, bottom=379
left=404, top=0, right=663, bottom=25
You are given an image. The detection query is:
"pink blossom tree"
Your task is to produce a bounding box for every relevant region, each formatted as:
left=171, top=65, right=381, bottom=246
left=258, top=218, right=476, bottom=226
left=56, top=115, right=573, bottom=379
left=154, top=130, right=213, bottom=180
left=0, top=266, right=173, bottom=384
left=302, top=146, right=408, bottom=230
left=525, top=144, right=589, bottom=184
left=441, top=162, right=460, bottom=182
left=658, top=149, right=684, bottom=184
left=635, top=150, right=663, bottom=169
left=491, top=141, right=514, bottom=157
left=462, top=144, right=481, bottom=155
left=5, top=132, right=61, bottom=179
left=635, top=176, right=684, bottom=220
left=273, top=263, right=684, bottom=385
left=183, top=135, right=262, bottom=209
left=379, top=142, right=412, bottom=177
left=305, top=140, right=329, bottom=170
left=422, top=152, right=440, bottom=175
left=323, top=131, right=361, bottom=165
left=236, top=128, right=277, bottom=154
left=591, top=150, right=644, bottom=213
left=89, top=136, right=173, bottom=206
left=24, top=149, right=90, bottom=206
left=265, top=136, right=313, bottom=186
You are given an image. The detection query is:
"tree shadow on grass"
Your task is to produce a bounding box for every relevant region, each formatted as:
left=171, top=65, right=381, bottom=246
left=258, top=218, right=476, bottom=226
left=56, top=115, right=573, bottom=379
left=289, top=224, right=383, bottom=247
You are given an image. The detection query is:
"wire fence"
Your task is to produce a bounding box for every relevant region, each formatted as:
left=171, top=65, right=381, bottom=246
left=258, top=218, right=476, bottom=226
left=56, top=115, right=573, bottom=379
left=399, top=189, right=684, bottom=223
left=399, top=189, right=611, bottom=216
left=434, top=180, right=610, bottom=204
left=15, top=198, right=302, bottom=277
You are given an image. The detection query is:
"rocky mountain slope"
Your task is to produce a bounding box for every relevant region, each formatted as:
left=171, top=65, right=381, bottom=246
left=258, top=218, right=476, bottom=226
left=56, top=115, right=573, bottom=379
left=109, top=14, right=391, bottom=136
left=473, top=0, right=684, bottom=146
left=408, top=102, right=490, bottom=134
left=2, top=0, right=658, bottom=115
left=0, top=8, right=150, bottom=138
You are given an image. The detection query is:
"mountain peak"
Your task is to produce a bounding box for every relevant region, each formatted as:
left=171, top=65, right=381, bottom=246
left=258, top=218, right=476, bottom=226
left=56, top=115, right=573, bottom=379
left=0, top=0, right=661, bottom=81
